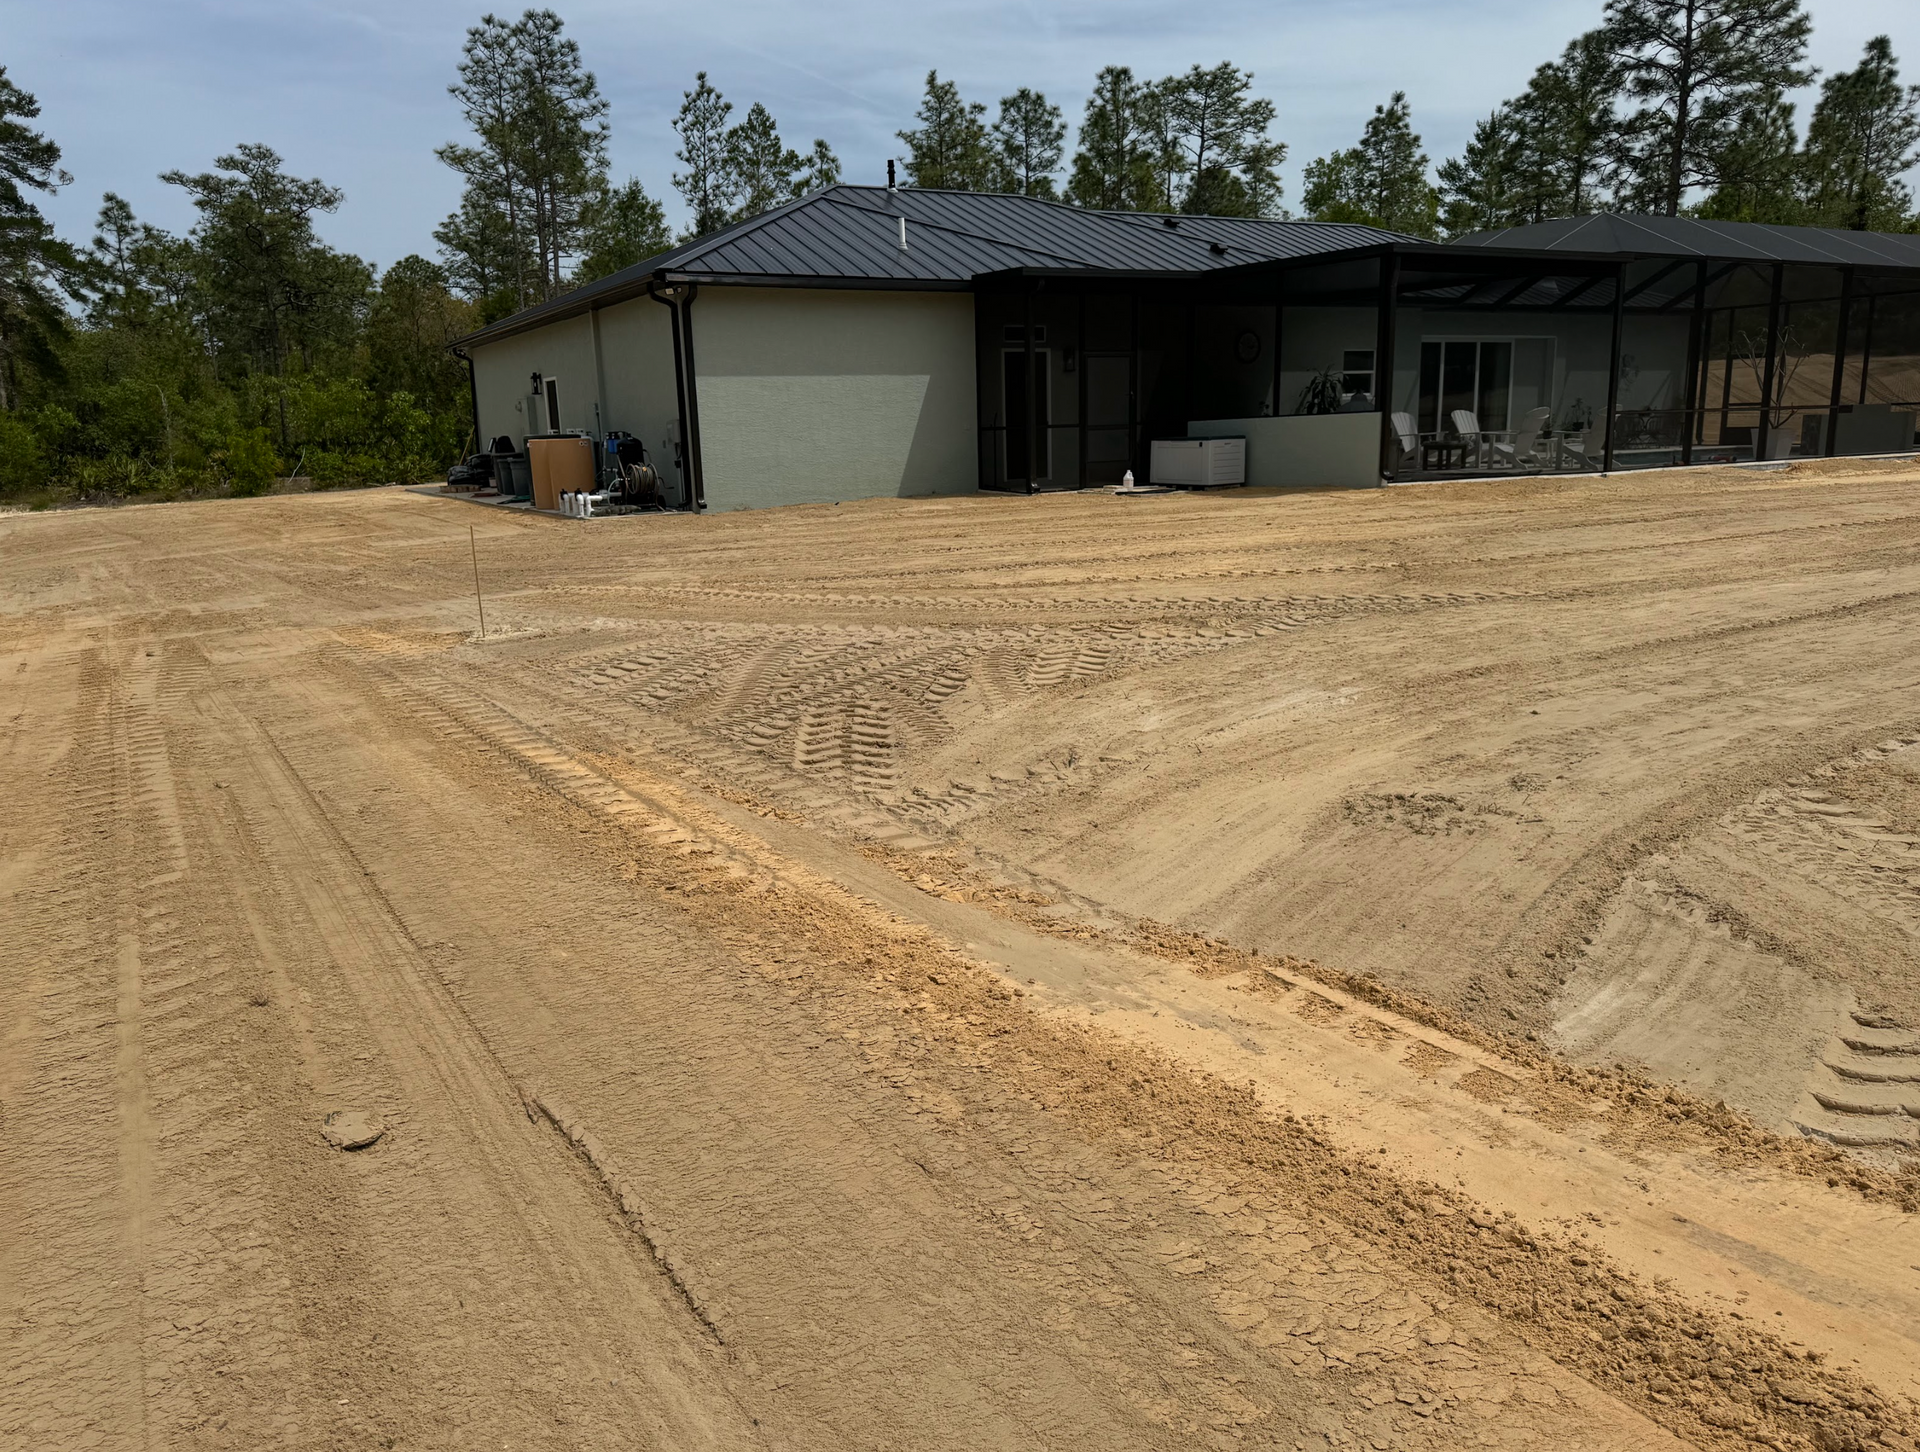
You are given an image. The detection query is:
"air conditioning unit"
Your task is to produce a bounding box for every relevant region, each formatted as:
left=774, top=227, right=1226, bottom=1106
left=1149, top=436, right=1246, bottom=487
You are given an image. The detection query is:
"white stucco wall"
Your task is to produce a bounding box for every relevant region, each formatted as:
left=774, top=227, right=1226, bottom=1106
left=687, top=288, right=978, bottom=511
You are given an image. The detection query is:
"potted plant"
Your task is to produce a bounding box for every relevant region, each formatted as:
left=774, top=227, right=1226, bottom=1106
left=1734, top=324, right=1808, bottom=458
left=1295, top=366, right=1345, bottom=416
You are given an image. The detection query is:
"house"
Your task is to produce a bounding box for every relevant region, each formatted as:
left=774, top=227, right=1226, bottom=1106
left=450, top=189, right=1920, bottom=510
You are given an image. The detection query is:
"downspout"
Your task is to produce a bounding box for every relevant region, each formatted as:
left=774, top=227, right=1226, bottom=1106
left=650, top=282, right=705, bottom=511
left=590, top=304, right=609, bottom=450
left=679, top=285, right=706, bottom=511
left=451, top=344, right=481, bottom=459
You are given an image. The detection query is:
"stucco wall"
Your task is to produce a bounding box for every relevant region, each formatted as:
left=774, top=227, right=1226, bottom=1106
left=688, top=288, right=977, bottom=511
left=594, top=297, right=686, bottom=502
left=470, top=314, right=597, bottom=448
left=1277, top=306, right=1376, bottom=415
left=1189, top=413, right=1380, bottom=488
left=469, top=298, right=686, bottom=500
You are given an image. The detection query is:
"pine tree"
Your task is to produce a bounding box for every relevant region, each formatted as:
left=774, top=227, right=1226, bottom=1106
left=511, top=9, right=609, bottom=291
left=1160, top=63, right=1284, bottom=217
left=1525, top=31, right=1622, bottom=217
left=437, top=15, right=534, bottom=310
left=433, top=182, right=521, bottom=317
left=991, top=88, right=1066, bottom=198
left=436, top=10, right=607, bottom=307
left=1696, top=90, right=1804, bottom=222
left=1437, top=111, right=1520, bottom=236
left=88, top=194, right=148, bottom=328
left=574, top=179, right=671, bottom=282
left=897, top=72, right=993, bottom=190
left=161, top=145, right=370, bottom=446
left=1137, top=82, right=1188, bottom=212
left=0, top=65, right=79, bottom=412
left=1302, top=92, right=1438, bottom=236
left=1604, top=0, right=1813, bottom=214
left=673, top=72, right=737, bottom=236
left=1799, top=36, right=1920, bottom=231
left=726, top=102, right=804, bottom=220
left=1066, top=67, right=1158, bottom=210
left=799, top=139, right=842, bottom=193
left=364, top=256, right=476, bottom=409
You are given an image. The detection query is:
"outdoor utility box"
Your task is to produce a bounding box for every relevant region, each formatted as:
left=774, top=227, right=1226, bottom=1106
left=1150, top=437, right=1246, bottom=487
left=527, top=435, right=594, bottom=512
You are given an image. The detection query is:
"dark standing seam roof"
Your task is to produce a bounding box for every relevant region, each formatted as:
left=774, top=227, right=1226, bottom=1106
left=1456, top=213, right=1920, bottom=268
left=454, top=186, right=1416, bottom=347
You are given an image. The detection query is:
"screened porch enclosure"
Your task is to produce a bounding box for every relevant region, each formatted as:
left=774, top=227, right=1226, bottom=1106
left=973, top=281, right=1279, bottom=491
left=971, top=243, right=1920, bottom=494
left=972, top=258, right=1385, bottom=493
left=1392, top=253, right=1920, bottom=478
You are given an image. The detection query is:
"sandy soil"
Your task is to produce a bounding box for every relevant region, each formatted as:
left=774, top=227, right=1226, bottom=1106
left=4, top=460, right=1919, bottom=1451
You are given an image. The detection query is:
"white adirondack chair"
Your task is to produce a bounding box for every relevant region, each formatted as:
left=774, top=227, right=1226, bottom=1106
left=1491, top=407, right=1554, bottom=470
left=1390, top=412, right=1423, bottom=469
left=1555, top=423, right=1605, bottom=471
left=1450, top=408, right=1498, bottom=469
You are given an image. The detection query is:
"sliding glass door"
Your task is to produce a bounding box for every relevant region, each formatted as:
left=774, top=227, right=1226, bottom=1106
left=1418, top=340, right=1514, bottom=434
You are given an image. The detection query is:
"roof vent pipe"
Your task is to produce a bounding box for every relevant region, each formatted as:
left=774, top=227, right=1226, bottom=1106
left=898, top=215, right=909, bottom=251
left=887, top=158, right=896, bottom=191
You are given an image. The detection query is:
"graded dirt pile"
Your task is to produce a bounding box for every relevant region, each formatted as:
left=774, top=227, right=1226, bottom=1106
left=3, top=459, right=1918, bottom=1450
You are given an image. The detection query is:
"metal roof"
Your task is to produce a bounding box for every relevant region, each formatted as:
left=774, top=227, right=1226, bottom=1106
left=1455, top=213, right=1920, bottom=268
left=455, top=186, right=1412, bottom=347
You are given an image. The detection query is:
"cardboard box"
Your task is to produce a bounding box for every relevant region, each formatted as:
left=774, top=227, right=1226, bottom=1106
left=527, top=436, right=594, bottom=512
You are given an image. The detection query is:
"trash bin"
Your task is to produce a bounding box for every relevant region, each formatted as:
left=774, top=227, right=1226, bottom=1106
left=495, top=453, right=530, bottom=499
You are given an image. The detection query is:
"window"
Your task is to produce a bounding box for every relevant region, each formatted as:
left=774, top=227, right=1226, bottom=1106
left=1341, top=349, right=1375, bottom=400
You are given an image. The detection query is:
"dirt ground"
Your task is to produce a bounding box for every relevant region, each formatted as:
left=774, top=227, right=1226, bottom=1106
left=4, top=459, right=1920, bottom=1451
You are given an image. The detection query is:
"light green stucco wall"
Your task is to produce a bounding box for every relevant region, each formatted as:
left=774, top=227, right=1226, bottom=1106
left=469, top=297, right=689, bottom=499
left=470, top=313, right=597, bottom=448
left=689, top=288, right=977, bottom=511
left=594, top=297, right=686, bottom=500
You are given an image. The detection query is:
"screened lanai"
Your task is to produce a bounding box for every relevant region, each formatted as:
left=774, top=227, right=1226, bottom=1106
left=971, top=219, right=1920, bottom=492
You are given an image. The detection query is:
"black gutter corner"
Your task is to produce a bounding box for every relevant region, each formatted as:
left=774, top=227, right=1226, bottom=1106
left=650, top=281, right=706, bottom=511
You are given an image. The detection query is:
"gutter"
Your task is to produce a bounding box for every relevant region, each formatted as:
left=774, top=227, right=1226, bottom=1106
left=650, top=281, right=705, bottom=511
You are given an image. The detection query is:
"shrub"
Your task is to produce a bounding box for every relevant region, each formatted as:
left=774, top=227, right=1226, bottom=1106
left=0, top=415, right=46, bottom=496
left=222, top=428, right=280, bottom=497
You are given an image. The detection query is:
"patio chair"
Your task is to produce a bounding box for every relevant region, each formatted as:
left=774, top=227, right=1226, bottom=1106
left=1389, top=412, right=1424, bottom=470
left=1554, top=424, right=1605, bottom=471
left=1450, top=409, right=1501, bottom=469
left=1491, top=407, right=1554, bottom=471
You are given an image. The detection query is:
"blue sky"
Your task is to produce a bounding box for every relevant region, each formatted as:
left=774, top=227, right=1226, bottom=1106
left=12, top=0, right=1919, bottom=271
